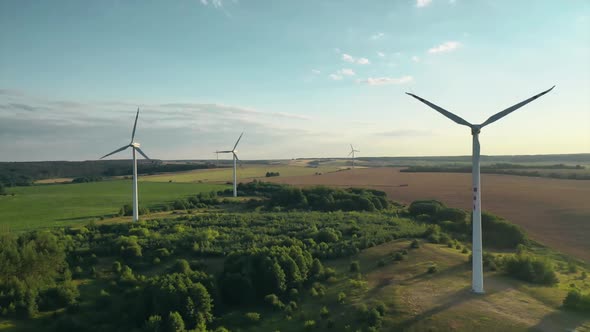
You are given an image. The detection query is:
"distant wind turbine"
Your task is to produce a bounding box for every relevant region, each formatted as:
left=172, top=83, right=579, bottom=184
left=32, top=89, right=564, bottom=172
left=217, top=132, right=244, bottom=197
left=100, top=108, right=151, bottom=222
left=406, top=86, right=555, bottom=294
left=349, top=144, right=360, bottom=169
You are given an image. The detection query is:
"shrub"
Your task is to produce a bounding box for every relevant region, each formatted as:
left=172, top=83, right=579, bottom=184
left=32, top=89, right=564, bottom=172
left=367, top=308, right=382, bottom=328
left=374, top=301, right=387, bottom=316
left=410, top=239, right=420, bottom=249
left=563, top=290, right=590, bottom=312
left=394, top=252, right=404, bottom=261
left=349, top=261, right=360, bottom=273
left=481, top=212, right=526, bottom=249
left=504, top=254, right=558, bottom=285
left=304, top=320, right=316, bottom=330
left=427, top=264, right=438, bottom=274
left=409, top=200, right=444, bottom=216
left=320, top=306, right=329, bottom=319
left=244, top=312, right=261, bottom=324
left=337, top=292, right=346, bottom=304
left=435, top=207, right=467, bottom=223
left=264, top=294, right=284, bottom=310
left=377, top=259, right=386, bottom=267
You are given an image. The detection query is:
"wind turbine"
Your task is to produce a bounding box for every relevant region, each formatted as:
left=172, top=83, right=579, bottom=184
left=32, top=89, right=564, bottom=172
left=100, top=108, right=151, bottom=222
left=348, top=144, right=360, bottom=169
left=217, top=132, right=243, bottom=197
left=406, top=86, right=555, bottom=294
left=214, top=151, right=220, bottom=167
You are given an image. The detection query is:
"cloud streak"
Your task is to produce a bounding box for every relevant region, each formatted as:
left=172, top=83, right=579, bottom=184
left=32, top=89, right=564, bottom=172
left=428, top=41, right=461, bottom=54
left=357, top=76, right=413, bottom=86
left=416, top=0, right=432, bottom=8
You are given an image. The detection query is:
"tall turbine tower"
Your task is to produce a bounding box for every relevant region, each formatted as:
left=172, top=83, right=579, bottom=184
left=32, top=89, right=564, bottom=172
left=218, top=132, right=243, bottom=197
left=406, top=86, right=554, bottom=294
left=100, top=108, right=151, bottom=222
left=349, top=144, right=360, bottom=169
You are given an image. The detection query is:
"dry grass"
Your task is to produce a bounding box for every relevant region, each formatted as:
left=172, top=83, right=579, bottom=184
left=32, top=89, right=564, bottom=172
left=267, top=167, right=590, bottom=262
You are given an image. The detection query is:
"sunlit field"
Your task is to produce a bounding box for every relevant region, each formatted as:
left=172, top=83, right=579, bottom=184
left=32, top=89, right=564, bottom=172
left=0, top=181, right=227, bottom=231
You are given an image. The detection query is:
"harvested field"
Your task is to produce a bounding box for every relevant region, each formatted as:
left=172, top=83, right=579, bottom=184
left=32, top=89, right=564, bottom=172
left=267, top=167, right=590, bottom=262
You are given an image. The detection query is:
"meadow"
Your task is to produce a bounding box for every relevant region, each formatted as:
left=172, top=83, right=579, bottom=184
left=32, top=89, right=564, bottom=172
left=0, top=181, right=227, bottom=231
left=140, top=164, right=341, bottom=184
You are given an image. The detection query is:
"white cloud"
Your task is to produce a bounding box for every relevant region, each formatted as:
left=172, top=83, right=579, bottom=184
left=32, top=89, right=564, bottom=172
left=334, top=48, right=341, bottom=54
left=428, top=41, right=461, bottom=54
left=329, top=74, right=343, bottom=80
left=377, top=52, right=385, bottom=58
left=311, top=69, right=321, bottom=74
left=416, top=0, right=432, bottom=8
left=339, top=68, right=355, bottom=76
left=342, top=53, right=355, bottom=63
left=199, top=0, right=224, bottom=9
left=412, top=56, right=420, bottom=62
left=370, top=32, right=385, bottom=40
left=357, top=76, right=413, bottom=86
left=357, top=58, right=370, bottom=65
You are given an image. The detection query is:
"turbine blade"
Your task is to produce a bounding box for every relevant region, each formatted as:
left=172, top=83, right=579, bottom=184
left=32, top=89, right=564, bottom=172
left=348, top=151, right=353, bottom=156
left=100, top=145, right=130, bottom=159
left=481, top=86, right=555, bottom=128
left=131, top=107, right=140, bottom=142
left=218, top=150, right=232, bottom=153
left=135, top=147, right=150, bottom=160
left=350, top=144, right=354, bottom=150
left=406, top=93, right=472, bottom=127
left=232, top=132, right=244, bottom=151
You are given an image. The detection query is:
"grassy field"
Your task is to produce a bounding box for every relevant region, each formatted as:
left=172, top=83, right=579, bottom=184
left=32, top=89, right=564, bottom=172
left=0, top=181, right=227, bottom=231
left=267, top=167, right=590, bottom=263
left=140, top=164, right=342, bottom=183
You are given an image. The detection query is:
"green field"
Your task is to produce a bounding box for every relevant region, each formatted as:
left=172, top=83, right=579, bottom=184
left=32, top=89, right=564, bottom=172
left=0, top=181, right=228, bottom=231
left=140, top=164, right=341, bottom=183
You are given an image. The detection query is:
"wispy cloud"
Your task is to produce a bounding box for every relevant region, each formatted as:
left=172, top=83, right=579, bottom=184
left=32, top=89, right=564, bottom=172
left=329, top=74, right=343, bottom=80
left=339, top=68, right=355, bottom=76
left=370, top=32, right=385, bottom=40
left=200, top=0, right=224, bottom=8
left=342, top=53, right=355, bottom=63
left=428, top=41, right=461, bottom=54
left=416, top=0, right=432, bottom=8
left=377, top=52, right=385, bottom=58
left=357, top=76, right=413, bottom=86
left=311, top=69, right=321, bottom=74
left=342, top=54, right=370, bottom=65
left=357, top=58, right=370, bottom=65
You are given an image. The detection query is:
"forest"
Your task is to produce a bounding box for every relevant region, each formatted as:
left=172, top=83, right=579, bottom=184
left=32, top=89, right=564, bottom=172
left=0, top=183, right=588, bottom=332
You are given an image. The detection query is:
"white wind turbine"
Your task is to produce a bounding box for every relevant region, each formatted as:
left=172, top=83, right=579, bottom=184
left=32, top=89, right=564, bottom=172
left=100, top=108, right=151, bottom=222
left=406, top=86, right=555, bottom=294
left=349, top=144, right=360, bottom=169
left=217, top=132, right=244, bottom=197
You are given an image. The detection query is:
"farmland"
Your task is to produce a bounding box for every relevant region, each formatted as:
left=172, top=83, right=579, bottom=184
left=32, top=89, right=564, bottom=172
left=0, top=181, right=227, bottom=231
left=140, top=164, right=342, bottom=183
left=267, top=167, right=590, bottom=262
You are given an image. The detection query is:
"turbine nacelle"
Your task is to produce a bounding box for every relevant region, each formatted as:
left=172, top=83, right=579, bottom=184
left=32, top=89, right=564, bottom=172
left=131, top=142, right=141, bottom=148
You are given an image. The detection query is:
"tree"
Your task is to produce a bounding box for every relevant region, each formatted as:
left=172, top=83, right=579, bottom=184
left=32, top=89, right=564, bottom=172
left=310, top=258, right=324, bottom=279
left=166, top=311, right=185, bottom=332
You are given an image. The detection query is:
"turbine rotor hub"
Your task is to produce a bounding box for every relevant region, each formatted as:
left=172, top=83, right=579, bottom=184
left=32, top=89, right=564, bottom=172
left=471, top=126, right=481, bottom=135
left=131, top=142, right=141, bottom=148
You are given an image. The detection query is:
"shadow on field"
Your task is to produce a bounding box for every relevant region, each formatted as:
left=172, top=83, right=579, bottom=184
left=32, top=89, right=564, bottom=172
left=56, top=214, right=117, bottom=222
left=529, top=310, right=590, bottom=332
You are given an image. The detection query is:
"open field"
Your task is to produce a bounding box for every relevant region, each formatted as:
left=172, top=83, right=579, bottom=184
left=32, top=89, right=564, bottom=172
left=140, top=164, right=342, bottom=183
left=267, top=167, right=590, bottom=262
left=0, top=181, right=227, bottom=231
left=343, top=240, right=589, bottom=331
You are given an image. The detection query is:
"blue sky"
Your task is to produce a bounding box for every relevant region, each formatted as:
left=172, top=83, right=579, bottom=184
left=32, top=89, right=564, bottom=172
left=1, top=0, right=588, bottom=161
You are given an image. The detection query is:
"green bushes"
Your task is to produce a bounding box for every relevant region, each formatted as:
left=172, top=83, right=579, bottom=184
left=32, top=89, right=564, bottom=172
left=503, top=254, right=558, bottom=285
left=563, top=290, right=590, bottom=313
left=481, top=212, right=526, bottom=249
left=409, top=200, right=444, bottom=216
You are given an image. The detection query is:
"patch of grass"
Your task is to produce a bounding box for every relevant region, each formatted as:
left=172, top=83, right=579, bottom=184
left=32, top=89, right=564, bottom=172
left=0, top=180, right=227, bottom=231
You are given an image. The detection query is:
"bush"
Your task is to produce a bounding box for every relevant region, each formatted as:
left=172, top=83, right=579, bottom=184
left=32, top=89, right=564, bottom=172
left=394, top=252, right=404, bottom=261
left=427, top=264, right=438, bottom=274
left=409, top=200, right=444, bottom=216
left=320, top=306, right=329, bottom=319
left=377, top=259, right=386, bottom=267
left=264, top=294, right=284, bottom=310
left=481, top=212, right=526, bottom=249
left=563, top=290, right=590, bottom=312
left=337, top=292, right=346, bottom=304
left=349, top=261, right=360, bottom=273
left=374, top=301, right=387, bottom=316
left=410, top=239, right=420, bottom=249
left=435, top=207, right=467, bottom=223
left=244, top=312, right=261, bottom=324
left=367, top=308, right=382, bottom=327
left=504, top=254, right=558, bottom=285
left=304, top=320, right=316, bottom=330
